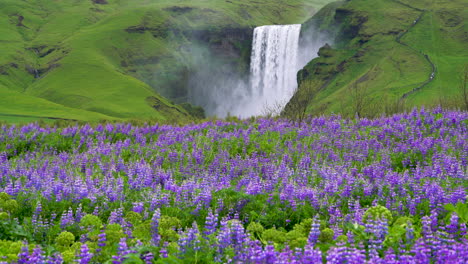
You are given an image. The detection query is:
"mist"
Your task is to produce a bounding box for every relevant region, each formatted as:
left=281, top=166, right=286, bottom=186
left=186, top=25, right=331, bottom=118
left=182, top=42, right=249, bottom=118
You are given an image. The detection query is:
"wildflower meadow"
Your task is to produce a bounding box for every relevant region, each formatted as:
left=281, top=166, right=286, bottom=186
left=0, top=108, right=467, bottom=263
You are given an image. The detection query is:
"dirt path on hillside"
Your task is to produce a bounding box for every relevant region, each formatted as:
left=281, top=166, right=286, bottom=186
left=390, top=0, right=437, bottom=100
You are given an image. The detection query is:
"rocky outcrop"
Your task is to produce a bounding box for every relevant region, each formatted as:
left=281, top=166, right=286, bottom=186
left=125, top=24, right=169, bottom=38
left=187, top=27, right=253, bottom=61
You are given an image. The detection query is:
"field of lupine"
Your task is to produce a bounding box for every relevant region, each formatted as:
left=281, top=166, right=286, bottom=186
left=0, top=108, right=467, bottom=263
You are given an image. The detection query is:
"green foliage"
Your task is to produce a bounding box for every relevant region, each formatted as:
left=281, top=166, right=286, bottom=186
left=345, top=222, right=372, bottom=245
left=261, top=228, right=287, bottom=244
left=125, top=212, right=143, bottom=227
left=2, top=200, right=18, bottom=215
left=55, top=231, right=75, bottom=252
left=0, top=193, right=10, bottom=201
left=247, top=222, right=264, bottom=239
left=80, top=214, right=102, bottom=229
left=159, top=216, right=182, bottom=243
left=393, top=216, right=414, bottom=227
left=105, top=224, right=126, bottom=245
left=363, top=205, right=392, bottom=223
left=336, top=235, right=348, bottom=243
left=385, top=217, right=414, bottom=249
left=293, top=218, right=313, bottom=236
left=444, top=202, right=468, bottom=224
left=0, top=212, right=8, bottom=221
left=286, top=229, right=308, bottom=248
left=80, top=214, right=103, bottom=230
left=133, top=221, right=152, bottom=242
left=62, top=249, right=76, bottom=263
left=0, top=216, right=30, bottom=241
left=0, top=240, right=25, bottom=262
left=319, top=228, right=335, bottom=243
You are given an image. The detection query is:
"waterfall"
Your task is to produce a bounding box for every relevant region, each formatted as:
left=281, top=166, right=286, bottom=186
left=188, top=24, right=309, bottom=118
left=248, top=24, right=302, bottom=116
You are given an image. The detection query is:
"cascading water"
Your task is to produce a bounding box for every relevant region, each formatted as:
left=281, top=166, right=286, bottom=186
left=188, top=24, right=323, bottom=118
left=247, top=24, right=302, bottom=116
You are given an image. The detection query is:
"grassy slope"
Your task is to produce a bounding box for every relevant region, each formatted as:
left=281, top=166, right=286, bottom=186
left=0, top=0, right=334, bottom=122
left=293, top=0, right=467, bottom=116
left=400, top=0, right=468, bottom=104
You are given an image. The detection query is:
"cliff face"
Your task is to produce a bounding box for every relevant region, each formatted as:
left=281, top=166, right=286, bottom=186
left=122, top=26, right=253, bottom=103
left=190, top=27, right=253, bottom=59
left=287, top=0, right=468, bottom=118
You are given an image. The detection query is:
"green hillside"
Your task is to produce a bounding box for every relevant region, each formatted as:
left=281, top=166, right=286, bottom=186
left=287, top=0, right=468, bottom=117
left=0, top=0, right=333, bottom=123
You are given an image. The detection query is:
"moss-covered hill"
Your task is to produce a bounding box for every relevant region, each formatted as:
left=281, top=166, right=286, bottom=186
left=0, top=0, right=333, bottom=123
left=287, top=0, right=467, bottom=117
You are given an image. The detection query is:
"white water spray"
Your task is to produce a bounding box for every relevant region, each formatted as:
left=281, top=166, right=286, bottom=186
left=247, top=24, right=302, bottom=117
left=188, top=24, right=325, bottom=118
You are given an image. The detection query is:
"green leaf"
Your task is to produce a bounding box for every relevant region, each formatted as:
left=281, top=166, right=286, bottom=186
left=122, top=254, right=145, bottom=264
left=444, top=204, right=456, bottom=212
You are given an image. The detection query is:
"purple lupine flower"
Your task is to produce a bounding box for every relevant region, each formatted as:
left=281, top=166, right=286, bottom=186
left=151, top=209, right=161, bottom=246
left=446, top=213, right=460, bottom=238
left=405, top=222, right=415, bottom=246
left=18, top=246, right=45, bottom=264
left=302, top=245, right=323, bottom=263
left=108, top=207, right=124, bottom=225
left=421, top=216, right=432, bottom=237
left=347, top=230, right=355, bottom=246
left=17, top=247, right=30, bottom=264
left=47, top=253, right=64, bottom=264
left=179, top=222, right=201, bottom=255
left=204, top=209, right=218, bottom=239
left=97, top=229, right=107, bottom=250
left=430, top=209, right=439, bottom=231
left=112, top=237, right=132, bottom=264
left=215, top=219, right=251, bottom=262
left=307, top=218, right=320, bottom=247
left=326, top=246, right=366, bottom=264
left=143, top=252, right=154, bottom=264
left=75, top=204, right=84, bottom=222
left=31, top=202, right=42, bottom=232
left=77, top=244, right=93, bottom=264
left=132, top=202, right=144, bottom=214
left=80, top=233, right=88, bottom=243
left=159, top=242, right=169, bottom=258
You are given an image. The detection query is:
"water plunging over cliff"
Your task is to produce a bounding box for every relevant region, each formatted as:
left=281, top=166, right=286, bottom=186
left=247, top=24, right=302, bottom=116
left=188, top=24, right=305, bottom=118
